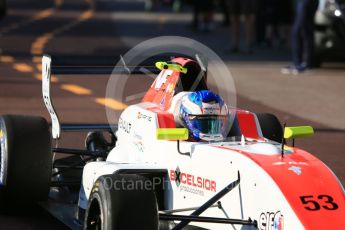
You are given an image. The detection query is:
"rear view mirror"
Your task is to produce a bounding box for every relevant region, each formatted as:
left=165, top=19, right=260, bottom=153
left=284, top=126, right=314, bottom=139
left=156, top=128, right=189, bottom=140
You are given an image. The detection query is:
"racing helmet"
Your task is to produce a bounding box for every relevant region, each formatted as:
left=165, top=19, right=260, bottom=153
left=179, top=90, right=228, bottom=141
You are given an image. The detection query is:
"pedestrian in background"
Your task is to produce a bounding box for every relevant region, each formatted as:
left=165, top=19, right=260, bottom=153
left=0, top=0, right=7, bottom=19
left=192, top=0, right=215, bottom=32
left=264, top=0, right=293, bottom=48
left=256, top=0, right=292, bottom=48
left=277, top=0, right=293, bottom=48
left=144, top=0, right=159, bottom=11
left=192, top=0, right=200, bottom=29
left=283, top=0, right=319, bottom=74
left=256, top=0, right=266, bottom=47
left=227, top=0, right=257, bottom=53
left=220, top=0, right=230, bottom=26
left=263, top=0, right=279, bottom=47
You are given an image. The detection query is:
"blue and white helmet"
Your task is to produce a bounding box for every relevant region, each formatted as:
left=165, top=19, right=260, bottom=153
left=179, top=90, right=228, bottom=141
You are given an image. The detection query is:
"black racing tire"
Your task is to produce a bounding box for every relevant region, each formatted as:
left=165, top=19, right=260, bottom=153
left=0, top=115, right=52, bottom=211
left=84, top=174, right=159, bottom=230
left=256, top=113, right=283, bottom=143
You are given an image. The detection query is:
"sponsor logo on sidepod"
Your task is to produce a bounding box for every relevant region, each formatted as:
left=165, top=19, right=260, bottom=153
left=273, top=211, right=284, bottom=230
left=169, top=167, right=217, bottom=192
left=137, top=112, right=152, bottom=122
left=259, top=211, right=284, bottom=230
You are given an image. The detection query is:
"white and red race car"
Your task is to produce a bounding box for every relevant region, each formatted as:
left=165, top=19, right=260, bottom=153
left=0, top=55, right=343, bottom=230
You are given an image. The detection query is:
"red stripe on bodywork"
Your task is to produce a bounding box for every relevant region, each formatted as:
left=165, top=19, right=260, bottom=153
left=157, top=112, right=176, bottom=128
left=216, top=145, right=345, bottom=229
left=148, top=107, right=176, bottom=128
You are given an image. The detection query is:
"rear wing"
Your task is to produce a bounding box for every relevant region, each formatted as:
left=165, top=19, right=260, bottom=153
left=42, top=55, right=60, bottom=139
left=41, top=54, right=160, bottom=139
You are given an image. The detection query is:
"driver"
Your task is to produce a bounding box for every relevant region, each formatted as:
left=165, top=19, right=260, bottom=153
left=174, top=90, right=229, bottom=142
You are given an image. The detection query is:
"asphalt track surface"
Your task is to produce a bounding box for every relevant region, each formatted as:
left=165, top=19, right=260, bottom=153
left=0, top=0, right=344, bottom=229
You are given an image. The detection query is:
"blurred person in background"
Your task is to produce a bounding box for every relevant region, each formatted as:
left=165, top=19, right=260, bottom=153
left=256, top=0, right=292, bottom=48
left=220, top=0, right=230, bottom=26
left=145, top=0, right=159, bottom=11
left=0, top=0, right=6, bottom=19
left=277, top=0, right=293, bottom=48
left=262, top=0, right=279, bottom=47
left=282, top=0, right=319, bottom=73
left=228, top=0, right=257, bottom=53
left=256, top=0, right=266, bottom=47
left=263, top=0, right=293, bottom=48
left=192, top=0, right=201, bottom=29
left=172, top=0, right=187, bottom=12
left=192, top=0, right=200, bottom=29
left=192, top=0, right=215, bottom=32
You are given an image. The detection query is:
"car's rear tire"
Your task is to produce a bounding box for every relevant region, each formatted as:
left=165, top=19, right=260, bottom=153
left=84, top=174, right=159, bottom=230
left=0, top=115, right=52, bottom=211
left=256, top=113, right=283, bottom=143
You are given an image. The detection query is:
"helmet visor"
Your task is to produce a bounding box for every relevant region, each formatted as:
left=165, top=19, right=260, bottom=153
left=188, top=115, right=226, bottom=135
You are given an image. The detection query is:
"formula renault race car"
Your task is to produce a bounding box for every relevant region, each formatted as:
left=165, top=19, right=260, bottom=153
left=0, top=55, right=344, bottom=230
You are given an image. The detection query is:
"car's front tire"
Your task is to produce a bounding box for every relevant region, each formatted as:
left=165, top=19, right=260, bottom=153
left=0, top=115, right=52, bottom=211
left=84, top=174, right=159, bottom=230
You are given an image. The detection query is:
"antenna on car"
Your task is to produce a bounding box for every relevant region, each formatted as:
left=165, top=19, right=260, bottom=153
left=281, top=123, right=286, bottom=158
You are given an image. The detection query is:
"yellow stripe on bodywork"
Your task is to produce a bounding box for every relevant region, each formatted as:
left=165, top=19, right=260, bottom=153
left=156, top=128, right=189, bottom=140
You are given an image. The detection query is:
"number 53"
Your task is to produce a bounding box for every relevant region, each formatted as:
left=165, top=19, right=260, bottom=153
left=300, top=195, right=339, bottom=211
